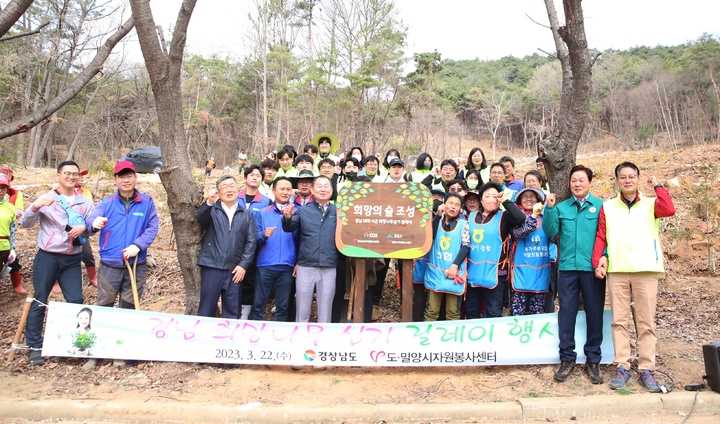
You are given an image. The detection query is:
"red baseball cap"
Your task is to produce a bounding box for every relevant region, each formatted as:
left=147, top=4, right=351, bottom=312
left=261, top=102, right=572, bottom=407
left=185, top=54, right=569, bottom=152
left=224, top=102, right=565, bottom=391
left=0, top=165, right=13, bottom=181
left=0, top=173, right=9, bottom=187
left=113, top=160, right=136, bottom=175
left=79, top=169, right=89, bottom=176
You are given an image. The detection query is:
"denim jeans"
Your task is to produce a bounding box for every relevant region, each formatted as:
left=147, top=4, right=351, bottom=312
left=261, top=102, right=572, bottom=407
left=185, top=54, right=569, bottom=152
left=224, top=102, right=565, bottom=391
left=464, top=277, right=507, bottom=319
left=27, top=250, right=83, bottom=348
left=250, top=266, right=294, bottom=321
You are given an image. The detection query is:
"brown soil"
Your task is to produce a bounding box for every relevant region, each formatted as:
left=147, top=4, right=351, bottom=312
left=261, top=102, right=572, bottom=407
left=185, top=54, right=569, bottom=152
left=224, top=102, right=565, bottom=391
left=1, top=141, right=719, bottom=411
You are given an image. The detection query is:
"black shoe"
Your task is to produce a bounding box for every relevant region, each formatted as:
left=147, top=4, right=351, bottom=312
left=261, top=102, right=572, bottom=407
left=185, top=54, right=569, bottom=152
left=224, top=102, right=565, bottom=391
left=29, top=350, right=45, bottom=366
left=586, top=363, right=604, bottom=384
left=554, top=361, right=575, bottom=382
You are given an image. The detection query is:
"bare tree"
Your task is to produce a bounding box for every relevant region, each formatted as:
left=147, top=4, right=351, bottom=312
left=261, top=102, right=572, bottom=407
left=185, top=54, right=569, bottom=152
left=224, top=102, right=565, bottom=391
left=0, top=5, right=134, bottom=162
left=538, top=0, right=597, bottom=200
left=129, top=0, right=203, bottom=314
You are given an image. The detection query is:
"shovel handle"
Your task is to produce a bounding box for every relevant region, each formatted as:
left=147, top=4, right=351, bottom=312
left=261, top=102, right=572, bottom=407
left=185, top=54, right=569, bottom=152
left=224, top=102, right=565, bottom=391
left=7, top=293, right=34, bottom=363
left=124, top=256, right=140, bottom=310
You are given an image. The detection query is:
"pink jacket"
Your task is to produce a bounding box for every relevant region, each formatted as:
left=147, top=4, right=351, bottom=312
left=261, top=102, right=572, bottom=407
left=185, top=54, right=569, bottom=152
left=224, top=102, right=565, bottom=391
left=20, top=189, right=94, bottom=255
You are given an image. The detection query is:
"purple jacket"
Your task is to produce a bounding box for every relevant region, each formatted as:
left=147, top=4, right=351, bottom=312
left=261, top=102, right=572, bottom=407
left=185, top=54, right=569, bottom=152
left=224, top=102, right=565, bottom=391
left=20, top=189, right=94, bottom=255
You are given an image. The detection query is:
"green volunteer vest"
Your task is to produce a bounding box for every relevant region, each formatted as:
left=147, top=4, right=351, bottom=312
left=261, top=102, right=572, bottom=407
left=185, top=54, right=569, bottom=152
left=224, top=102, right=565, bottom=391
left=604, top=195, right=664, bottom=273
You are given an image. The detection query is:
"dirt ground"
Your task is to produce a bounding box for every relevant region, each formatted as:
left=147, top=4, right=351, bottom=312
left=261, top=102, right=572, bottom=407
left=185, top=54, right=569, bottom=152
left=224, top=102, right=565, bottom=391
left=1, top=140, right=719, bottom=416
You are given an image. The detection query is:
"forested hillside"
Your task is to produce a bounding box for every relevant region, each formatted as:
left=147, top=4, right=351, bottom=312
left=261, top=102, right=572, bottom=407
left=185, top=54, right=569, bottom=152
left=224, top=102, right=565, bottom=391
left=0, top=0, right=718, bottom=169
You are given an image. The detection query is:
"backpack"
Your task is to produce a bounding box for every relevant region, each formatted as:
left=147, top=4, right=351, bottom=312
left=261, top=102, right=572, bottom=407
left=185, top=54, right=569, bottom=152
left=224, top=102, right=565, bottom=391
left=56, top=195, right=88, bottom=245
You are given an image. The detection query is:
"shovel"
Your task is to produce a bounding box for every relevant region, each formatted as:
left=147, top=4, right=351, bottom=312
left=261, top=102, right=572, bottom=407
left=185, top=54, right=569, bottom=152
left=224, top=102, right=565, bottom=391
left=124, top=256, right=140, bottom=310
left=0, top=262, right=10, bottom=280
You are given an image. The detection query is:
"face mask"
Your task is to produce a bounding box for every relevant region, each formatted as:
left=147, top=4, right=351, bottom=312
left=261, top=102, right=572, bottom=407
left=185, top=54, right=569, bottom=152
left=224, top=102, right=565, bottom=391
left=423, top=161, right=432, bottom=170
left=352, top=155, right=362, bottom=162
left=345, top=172, right=357, bottom=181
left=467, top=180, right=478, bottom=189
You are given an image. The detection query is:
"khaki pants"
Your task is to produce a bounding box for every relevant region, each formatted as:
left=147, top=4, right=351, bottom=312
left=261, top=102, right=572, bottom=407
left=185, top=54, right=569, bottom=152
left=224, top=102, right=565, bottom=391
left=607, top=272, right=659, bottom=371
left=424, top=291, right=461, bottom=321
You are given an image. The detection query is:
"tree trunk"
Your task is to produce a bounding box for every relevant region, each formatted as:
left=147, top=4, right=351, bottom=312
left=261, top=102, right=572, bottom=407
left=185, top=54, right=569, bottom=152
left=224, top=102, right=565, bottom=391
left=129, top=0, right=203, bottom=314
left=538, top=0, right=594, bottom=201
left=0, top=0, right=34, bottom=38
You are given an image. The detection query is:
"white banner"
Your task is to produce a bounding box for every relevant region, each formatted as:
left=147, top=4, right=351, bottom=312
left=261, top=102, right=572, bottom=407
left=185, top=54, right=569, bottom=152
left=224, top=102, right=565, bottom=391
left=42, top=302, right=613, bottom=366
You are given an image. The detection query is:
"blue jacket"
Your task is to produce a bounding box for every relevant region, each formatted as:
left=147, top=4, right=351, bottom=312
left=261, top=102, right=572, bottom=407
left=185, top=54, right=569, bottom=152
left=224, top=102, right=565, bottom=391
left=86, top=189, right=159, bottom=267
left=256, top=204, right=298, bottom=268
left=282, top=201, right=338, bottom=267
left=196, top=201, right=257, bottom=270
left=238, top=190, right=271, bottom=217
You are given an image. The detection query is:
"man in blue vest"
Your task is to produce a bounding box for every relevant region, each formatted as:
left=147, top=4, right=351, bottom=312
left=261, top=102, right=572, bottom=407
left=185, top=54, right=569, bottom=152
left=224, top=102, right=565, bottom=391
left=237, top=165, right=271, bottom=319
left=83, top=160, right=159, bottom=370
left=592, top=162, right=675, bottom=392
left=250, top=177, right=298, bottom=322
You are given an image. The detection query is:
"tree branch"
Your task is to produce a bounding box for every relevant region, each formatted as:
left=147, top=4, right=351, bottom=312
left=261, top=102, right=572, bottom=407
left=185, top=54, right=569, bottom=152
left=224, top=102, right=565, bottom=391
left=0, top=20, right=51, bottom=43
left=525, top=13, right=550, bottom=29
left=0, top=0, right=34, bottom=39
left=129, top=0, right=167, bottom=79
left=168, top=0, right=197, bottom=66
left=0, top=16, right=135, bottom=140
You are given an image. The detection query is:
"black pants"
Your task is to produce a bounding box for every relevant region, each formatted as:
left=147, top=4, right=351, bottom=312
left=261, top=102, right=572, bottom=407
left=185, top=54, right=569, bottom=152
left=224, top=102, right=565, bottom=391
left=557, top=271, right=606, bottom=364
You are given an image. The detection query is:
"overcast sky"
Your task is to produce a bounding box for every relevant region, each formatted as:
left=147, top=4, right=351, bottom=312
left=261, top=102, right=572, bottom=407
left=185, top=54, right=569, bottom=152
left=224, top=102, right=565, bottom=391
left=146, top=0, right=719, bottom=62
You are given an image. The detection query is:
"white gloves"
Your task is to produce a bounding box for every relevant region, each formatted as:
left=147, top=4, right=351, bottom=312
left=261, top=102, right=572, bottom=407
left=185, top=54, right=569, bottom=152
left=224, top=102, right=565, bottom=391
left=122, top=244, right=141, bottom=259
left=532, top=202, right=544, bottom=218
left=8, top=249, right=16, bottom=264
left=92, top=217, right=108, bottom=230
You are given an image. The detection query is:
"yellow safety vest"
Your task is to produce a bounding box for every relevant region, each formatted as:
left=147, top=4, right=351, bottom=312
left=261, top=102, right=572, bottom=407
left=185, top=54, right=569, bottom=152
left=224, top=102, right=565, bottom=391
left=604, top=195, right=664, bottom=273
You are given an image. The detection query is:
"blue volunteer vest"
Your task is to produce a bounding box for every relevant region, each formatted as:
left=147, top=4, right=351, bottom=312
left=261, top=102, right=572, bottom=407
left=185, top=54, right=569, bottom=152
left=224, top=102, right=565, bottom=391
left=511, top=223, right=551, bottom=292
left=424, top=219, right=467, bottom=295
left=413, top=253, right=429, bottom=285
left=467, top=210, right=503, bottom=288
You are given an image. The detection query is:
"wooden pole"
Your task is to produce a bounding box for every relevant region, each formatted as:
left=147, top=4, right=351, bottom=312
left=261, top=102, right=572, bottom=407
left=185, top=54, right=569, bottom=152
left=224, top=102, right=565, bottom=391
left=7, top=292, right=34, bottom=363
left=351, top=259, right=366, bottom=323
left=124, top=257, right=140, bottom=310
left=401, top=260, right=414, bottom=322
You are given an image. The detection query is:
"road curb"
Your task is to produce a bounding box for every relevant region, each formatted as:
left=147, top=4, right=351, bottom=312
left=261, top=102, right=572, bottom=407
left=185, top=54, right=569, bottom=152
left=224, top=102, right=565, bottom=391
left=0, top=392, right=718, bottom=422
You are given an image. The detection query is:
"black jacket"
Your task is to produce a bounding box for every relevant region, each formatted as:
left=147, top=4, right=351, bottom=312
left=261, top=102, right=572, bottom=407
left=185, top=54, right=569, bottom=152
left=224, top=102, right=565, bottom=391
left=196, top=201, right=257, bottom=270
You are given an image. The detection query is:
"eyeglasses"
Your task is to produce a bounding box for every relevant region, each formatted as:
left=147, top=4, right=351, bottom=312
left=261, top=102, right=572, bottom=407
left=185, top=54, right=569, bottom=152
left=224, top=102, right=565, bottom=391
left=448, top=187, right=463, bottom=193
left=62, top=172, right=80, bottom=178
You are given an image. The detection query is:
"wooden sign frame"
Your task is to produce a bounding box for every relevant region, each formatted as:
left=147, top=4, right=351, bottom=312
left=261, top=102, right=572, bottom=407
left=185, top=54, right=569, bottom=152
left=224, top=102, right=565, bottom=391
left=334, top=182, right=433, bottom=322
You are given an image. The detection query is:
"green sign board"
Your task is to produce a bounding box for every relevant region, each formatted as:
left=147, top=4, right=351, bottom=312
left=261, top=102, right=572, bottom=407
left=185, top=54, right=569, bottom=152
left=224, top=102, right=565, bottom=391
left=335, top=182, right=433, bottom=259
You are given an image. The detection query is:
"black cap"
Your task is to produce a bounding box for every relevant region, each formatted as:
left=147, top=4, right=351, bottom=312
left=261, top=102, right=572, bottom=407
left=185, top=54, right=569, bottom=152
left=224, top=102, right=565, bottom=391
left=388, top=157, right=404, bottom=167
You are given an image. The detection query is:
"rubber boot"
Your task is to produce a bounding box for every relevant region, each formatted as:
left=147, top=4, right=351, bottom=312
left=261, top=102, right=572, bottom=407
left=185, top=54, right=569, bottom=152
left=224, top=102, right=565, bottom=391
left=52, top=281, right=61, bottom=294
left=11, top=272, right=27, bottom=295
left=240, top=304, right=252, bottom=320
left=86, top=266, right=97, bottom=287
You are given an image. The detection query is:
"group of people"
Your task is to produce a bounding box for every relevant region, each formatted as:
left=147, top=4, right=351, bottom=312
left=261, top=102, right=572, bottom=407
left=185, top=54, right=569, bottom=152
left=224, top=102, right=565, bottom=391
left=3, top=160, right=159, bottom=371
left=3, top=134, right=675, bottom=391
left=194, top=135, right=675, bottom=389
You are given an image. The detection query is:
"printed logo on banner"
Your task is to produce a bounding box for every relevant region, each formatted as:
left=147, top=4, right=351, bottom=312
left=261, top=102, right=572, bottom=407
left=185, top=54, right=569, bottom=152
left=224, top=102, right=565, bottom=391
left=303, top=350, right=317, bottom=362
